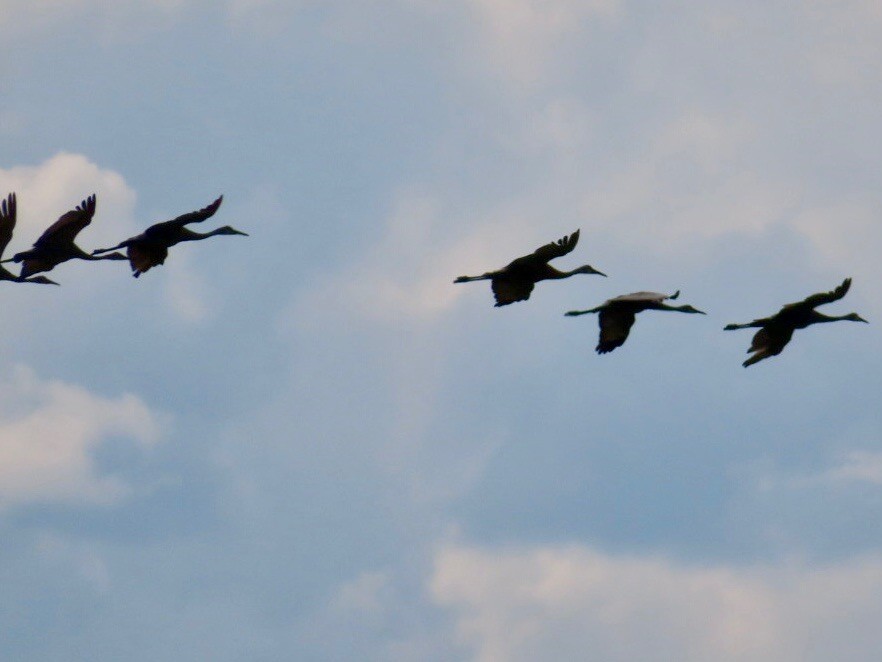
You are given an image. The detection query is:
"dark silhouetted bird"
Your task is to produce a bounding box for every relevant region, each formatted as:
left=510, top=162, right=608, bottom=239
left=724, top=278, right=868, bottom=367
left=454, top=230, right=605, bottom=306
left=566, top=290, right=706, bottom=354
left=1, top=194, right=127, bottom=277
left=91, top=195, right=247, bottom=277
left=0, top=193, right=58, bottom=285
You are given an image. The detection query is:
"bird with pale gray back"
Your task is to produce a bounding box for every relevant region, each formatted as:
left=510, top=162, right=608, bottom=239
left=566, top=290, right=706, bottom=354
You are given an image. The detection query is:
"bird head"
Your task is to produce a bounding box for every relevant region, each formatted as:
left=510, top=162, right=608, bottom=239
left=574, top=264, right=606, bottom=277
left=214, top=226, right=249, bottom=237
left=845, top=312, right=869, bottom=323
left=679, top=305, right=707, bottom=315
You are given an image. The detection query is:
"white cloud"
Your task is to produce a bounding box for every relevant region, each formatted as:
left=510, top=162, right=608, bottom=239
left=0, top=152, right=138, bottom=253
left=432, top=543, right=882, bottom=662
left=579, top=111, right=801, bottom=246
left=0, top=152, right=221, bottom=320
left=0, top=365, right=164, bottom=508
left=823, top=451, right=882, bottom=485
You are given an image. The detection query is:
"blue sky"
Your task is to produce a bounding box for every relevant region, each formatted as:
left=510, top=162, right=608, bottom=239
left=1, top=1, right=881, bottom=660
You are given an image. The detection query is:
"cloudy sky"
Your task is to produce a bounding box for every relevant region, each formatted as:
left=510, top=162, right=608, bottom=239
left=1, top=1, right=881, bottom=659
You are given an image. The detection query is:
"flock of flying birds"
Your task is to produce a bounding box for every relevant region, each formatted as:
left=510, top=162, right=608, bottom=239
left=0, top=192, right=247, bottom=283
left=0, top=196, right=866, bottom=369
left=454, top=230, right=868, bottom=367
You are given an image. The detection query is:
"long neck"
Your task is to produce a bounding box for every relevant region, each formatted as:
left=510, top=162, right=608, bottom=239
left=180, top=227, right=224, bottom=242
left=811, top=312, right=857, bottom=323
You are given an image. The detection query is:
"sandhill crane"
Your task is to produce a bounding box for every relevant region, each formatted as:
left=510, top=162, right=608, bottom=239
left=0, top=194, right=126, bottom=277
left=724, top=278, right=868, bottom=367
left=454, top=230, right=606, bottom=306
left=91, top=195, right=247, bottom=278
left=565, top=290, right=706, bottom=354
left=0, top=193, right=57, bottom=285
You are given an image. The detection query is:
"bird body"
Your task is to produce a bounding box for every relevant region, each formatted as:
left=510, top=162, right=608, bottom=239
left=724, top=278, right=868, bottom=367
left=3, top=194, right=127, bottom=277
left=92, top=196, right=248, bottom=277
left=454, top=230, right=606, bottom=306
left=566, top=290, right=706, bottom=354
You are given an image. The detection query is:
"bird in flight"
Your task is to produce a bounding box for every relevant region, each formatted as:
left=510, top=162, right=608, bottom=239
left=566, top=290, right=706, bottom=354
left=724, top=278, right=868, bottom=367
left=0, top=193, right=58, bottom=285
left=91, top=195, right=247, bottom=277
left=1, top=194, right=126, bottom=277
left=454, top=230, right=605, bottom=306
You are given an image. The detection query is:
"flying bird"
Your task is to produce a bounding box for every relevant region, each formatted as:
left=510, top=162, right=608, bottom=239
left=724, top=278, right=868, bottom=367
left=0, top=193, right=58, bottom=285
left=1, top=194, right=127, bottom=277
left=565, top=290, right=706, bottom=354
left=91, top=195, right=247, bottom=277
left=454, top=230, right=606, bottom=306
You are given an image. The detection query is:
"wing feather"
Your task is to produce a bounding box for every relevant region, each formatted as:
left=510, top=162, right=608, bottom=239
left=34, top=195, right=96, bottom=248
left=529, top=229, right=580, bottom=263
left=491, top=277, right=534, bottom=306
left=782, top=278, right=851, bottom=312
left=0, top=192, right=15, bottom=257
left=146, top=196, right=223, bottom=237
left=596, top=309, right=636, bottom=354
left=127, top=243, right=168, bottom=277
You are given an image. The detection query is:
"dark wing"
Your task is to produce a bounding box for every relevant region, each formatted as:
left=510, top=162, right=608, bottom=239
left=596, top=309, right=636, bottom=354
left=748, top=325, right=793, bottom=353
left=34, top=195, right=96, bottom=248
left=782, top=278, right=851, bottom=312
left=529, top=230, right=580, bottom=263
left=127, top=242, right=169, bottom=277
left=0, top=192, right=15, bottom=257
left=491, top=276, right=534, bottom=306
left=145, top=196, right=223, bottom=240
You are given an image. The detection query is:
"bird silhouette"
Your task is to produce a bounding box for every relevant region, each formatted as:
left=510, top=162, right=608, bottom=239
left=724, top=278, right=868, bottom=367
left=0, top=193, right=58, bottom=285
left=0, top=194, right=127, bottom=277
left=566, top=290, right=706, bottom=354
left=454, top=230, right=605, bottom=306
left=91, top=195, right=247, bottom=277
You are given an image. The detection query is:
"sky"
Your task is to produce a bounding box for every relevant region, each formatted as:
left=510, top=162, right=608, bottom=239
left=1, top=1, right=881, bottom=660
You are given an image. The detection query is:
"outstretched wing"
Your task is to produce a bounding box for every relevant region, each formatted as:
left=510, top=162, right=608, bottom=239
left=34, top=194, right=96, bottom=248
left=0, top=192, right=15, bottom=257
left=529, top=229, right=580, bottom=263
left=492, top=277, right=534, bottom=306
left=127, top=243, right=169, bottom=277
left=144, top=195, right=223, bottom=240
left=596, top=309, right=636, bottom=354
left=605, top=291, right=674, bottom=305
left=782, top=278, right=851, bottom=312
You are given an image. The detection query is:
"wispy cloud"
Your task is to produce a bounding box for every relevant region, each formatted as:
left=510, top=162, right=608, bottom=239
left=0, top=366, right=165, bottom=508
left=432, top=542, right=882, bottom=662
